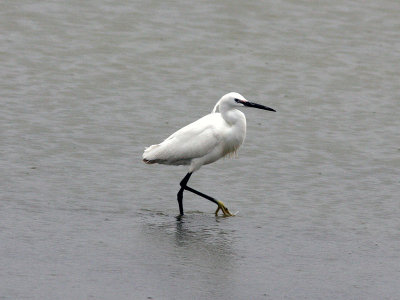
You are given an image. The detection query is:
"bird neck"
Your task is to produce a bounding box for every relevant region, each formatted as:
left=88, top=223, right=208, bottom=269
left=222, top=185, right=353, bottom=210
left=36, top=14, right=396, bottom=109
left=219, top=103, right=245, bottom=126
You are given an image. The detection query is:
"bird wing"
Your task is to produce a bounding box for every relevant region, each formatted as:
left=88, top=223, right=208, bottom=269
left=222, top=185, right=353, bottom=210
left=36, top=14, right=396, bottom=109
left=143, top=114, right=224, bottom=165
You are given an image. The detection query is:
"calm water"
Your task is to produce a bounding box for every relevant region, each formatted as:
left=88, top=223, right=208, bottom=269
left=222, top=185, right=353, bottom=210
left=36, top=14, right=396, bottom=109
left=1, top=0, right=399, bottom=299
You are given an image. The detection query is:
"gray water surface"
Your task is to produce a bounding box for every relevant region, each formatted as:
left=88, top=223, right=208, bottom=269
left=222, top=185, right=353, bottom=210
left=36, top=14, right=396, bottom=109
left=1, top=0, right=400, bottom=299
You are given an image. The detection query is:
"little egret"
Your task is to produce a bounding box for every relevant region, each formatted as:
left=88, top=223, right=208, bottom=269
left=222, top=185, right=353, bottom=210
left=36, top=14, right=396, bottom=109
left=143, top=92, right=275, bottom=216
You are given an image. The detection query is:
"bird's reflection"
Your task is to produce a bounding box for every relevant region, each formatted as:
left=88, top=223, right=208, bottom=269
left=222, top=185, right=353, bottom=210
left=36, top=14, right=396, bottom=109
left=174, top=214, right=232, bottom=249
left=139, top=210, right=237, bottom=297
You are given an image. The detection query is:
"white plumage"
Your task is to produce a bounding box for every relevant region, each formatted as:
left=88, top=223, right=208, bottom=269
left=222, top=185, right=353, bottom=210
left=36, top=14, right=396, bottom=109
left=142, top=92, right=275, bottom=216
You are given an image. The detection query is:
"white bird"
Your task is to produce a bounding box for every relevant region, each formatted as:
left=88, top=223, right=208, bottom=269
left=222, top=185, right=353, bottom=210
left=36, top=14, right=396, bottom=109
left=143, top=92, right=275, bottom=216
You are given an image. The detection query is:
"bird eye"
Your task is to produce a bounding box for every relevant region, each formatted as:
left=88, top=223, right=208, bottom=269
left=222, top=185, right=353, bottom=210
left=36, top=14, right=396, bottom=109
left=234, top=98, right=241, bottom=103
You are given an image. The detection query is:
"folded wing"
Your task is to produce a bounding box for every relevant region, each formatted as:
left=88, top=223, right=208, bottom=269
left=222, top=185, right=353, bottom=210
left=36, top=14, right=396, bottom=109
left=143, top=114, right=223, bottom=166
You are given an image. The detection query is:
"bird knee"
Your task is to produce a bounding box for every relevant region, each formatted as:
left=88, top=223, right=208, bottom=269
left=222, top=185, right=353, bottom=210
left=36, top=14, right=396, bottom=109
left=179, top=172, right=192, bottom=187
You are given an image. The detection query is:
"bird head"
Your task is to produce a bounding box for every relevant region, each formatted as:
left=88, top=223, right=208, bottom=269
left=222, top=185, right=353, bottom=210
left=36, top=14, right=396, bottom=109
left=212, top=92, right=276, bottom=113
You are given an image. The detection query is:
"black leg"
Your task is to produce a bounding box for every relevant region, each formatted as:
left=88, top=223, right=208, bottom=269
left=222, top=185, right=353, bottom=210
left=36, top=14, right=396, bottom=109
left=184, top=184, right=233, bottom=216
left=176, top=173, right=234, bottom=216
left=177, top=172, right=192, bottom=215
left=183, top=186, right=218, bottom=205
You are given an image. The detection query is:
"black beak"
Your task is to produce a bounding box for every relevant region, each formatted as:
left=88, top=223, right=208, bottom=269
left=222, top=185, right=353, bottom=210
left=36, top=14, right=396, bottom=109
left=244, top=101, right=276, bottom=112
left=235, top=98, right=276, bottom=112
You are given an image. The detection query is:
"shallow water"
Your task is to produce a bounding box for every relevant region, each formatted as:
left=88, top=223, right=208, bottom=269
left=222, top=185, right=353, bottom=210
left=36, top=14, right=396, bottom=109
left=1, top=0, right=399, bottom=299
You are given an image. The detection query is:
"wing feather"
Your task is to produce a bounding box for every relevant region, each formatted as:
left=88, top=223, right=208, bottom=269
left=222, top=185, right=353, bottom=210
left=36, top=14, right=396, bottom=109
left=143, top=114, right=224, bottom=165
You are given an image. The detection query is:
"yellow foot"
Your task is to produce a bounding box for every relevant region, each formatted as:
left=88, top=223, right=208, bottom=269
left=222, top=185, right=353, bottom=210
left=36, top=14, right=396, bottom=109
left=215, top=200, right=235, bottom=217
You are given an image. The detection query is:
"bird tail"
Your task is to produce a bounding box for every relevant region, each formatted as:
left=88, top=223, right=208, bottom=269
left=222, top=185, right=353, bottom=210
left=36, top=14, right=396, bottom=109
left=142, top=144, right=160, bottom=164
